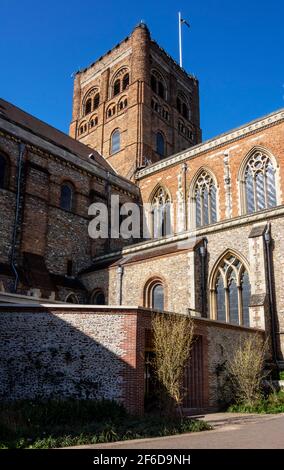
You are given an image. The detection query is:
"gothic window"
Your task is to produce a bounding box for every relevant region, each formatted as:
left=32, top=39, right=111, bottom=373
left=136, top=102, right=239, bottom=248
left=156, top=132, right=165, bottom=157
left=212, top=253, right=251, bottom=326
left=93, top=93, right=100, bottom=110
left=60, top=182, right=74, bottom=211
left=0, top=154, right=8, bottom=189
left=152, top=284, right=164, bottom=310
left=193, top=171, right=217, bottom=227
left=89, top=115, right=98, bottom=128
left=91, top=290, right=105, bottom=305
left=243, top=151, right=277, bottom=214
left=151, top=186, right=172, bottom=238
left=122, top=73, right=129, bottom=90
left=111, top=129, right=121, bottom=154
left=113, top=79, right=121, bottom=96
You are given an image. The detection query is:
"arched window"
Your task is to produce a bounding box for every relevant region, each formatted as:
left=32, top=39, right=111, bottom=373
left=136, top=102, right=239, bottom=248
left=85, top=98, right=92, bottom=115
left=122, top=73, right=129, bottom=90
left=211, top=253, right=251, bottom=326
left=156, top=132, right=165, bottom=157
left=83, top=88, right=100, bottom=116
left=111, top=129, right=121, bottom=154
left=151, top=70, right=166, bottom=100
left=176, top=97, right=182, bottom=113
left=151, top=75, right=157, bottom=93
left=144, top=278, right=165, bottom=310
left=152, top=284, right=164, bottom=310
left=177, top=92, right=190, bottom=121
left=0, top=154, right=8, bottom=189
left=151, top=186, right=172, bottom=238
left=91, top=290, right=105, bottom=305
left=193, top=170, right=217, bottom=227
left=113, top=79, right=121, bottom=96
left=182, top=103, right=189, bottom=120
left=243, top=150, right=277, bottom=214
left=93, top=93, right=100, bottom=110
left=60, top=182, right=74, bottom=211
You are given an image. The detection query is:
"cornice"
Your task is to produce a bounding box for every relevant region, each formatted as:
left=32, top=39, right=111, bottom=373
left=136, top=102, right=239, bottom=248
left=90, top=204, right=284, bottom=264
left=136, top=108, right=284, bottom=179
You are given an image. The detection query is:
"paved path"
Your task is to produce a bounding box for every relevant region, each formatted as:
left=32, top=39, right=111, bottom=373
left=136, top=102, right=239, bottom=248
left=69, top=413, right=284, bottom=449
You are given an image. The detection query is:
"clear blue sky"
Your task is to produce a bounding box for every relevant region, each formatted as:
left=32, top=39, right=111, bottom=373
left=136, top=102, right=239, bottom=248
left=1, top=0, right=283, bottom=140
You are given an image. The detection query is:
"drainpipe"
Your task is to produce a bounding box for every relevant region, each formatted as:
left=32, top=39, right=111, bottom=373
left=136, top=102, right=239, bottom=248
left=117, top=265, right=124, bottom=305
left=11, top=142, right=26, bottom=293
left=199, top=239, right=208, bottom=317
left=182, top=162, right=188, bottom=231
left=264, top=223, right=278, bottom=365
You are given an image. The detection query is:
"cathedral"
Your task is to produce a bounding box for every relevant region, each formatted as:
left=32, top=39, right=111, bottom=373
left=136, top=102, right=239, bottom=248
left=0, top=23, right=283, bottom=414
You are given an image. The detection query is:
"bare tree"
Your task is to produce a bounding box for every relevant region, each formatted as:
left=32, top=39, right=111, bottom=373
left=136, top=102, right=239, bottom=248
left=151, top=313, right=194, bottom=417
left=227, top=334, right=268, bottom=406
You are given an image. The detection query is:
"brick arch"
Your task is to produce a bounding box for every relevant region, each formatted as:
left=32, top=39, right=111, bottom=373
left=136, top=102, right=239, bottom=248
left=142, top=275, right=167, bottom=310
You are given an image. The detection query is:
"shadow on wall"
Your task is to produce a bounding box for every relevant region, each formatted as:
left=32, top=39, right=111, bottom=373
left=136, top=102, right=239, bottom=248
left=0, top=307, right=139, bottom=412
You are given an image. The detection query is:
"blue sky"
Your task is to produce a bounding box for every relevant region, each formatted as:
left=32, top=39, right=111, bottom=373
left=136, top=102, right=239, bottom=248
left=1, top=0, right=283, bottom=140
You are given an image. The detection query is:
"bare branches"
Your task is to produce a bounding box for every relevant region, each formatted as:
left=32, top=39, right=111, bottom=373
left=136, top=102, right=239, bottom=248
left=152, top=313, right=194, bottom=415
left=227, top=334, right=268, bottom=405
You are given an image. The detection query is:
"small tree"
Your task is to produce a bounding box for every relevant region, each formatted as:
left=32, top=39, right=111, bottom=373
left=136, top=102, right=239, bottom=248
left=227, top=334, right=268, bottom=406
left=151, top=313, right=194, bottom=417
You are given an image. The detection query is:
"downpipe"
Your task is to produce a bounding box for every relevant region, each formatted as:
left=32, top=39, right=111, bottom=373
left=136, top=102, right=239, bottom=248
left=11, top=142, right=25, bottom=293
left=264, top=223, right=278, bottom=366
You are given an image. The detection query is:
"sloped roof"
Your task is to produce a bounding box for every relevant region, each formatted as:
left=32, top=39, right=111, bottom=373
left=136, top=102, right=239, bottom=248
left=0, top=98, right=114, bottom=172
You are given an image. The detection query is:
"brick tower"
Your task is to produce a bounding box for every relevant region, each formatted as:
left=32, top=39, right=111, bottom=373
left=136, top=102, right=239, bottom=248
left=69, top=23, right=201, bottom=179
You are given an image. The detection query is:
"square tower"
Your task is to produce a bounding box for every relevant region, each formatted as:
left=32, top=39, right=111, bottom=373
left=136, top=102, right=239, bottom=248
left=69, top=23, right=201, bottom=179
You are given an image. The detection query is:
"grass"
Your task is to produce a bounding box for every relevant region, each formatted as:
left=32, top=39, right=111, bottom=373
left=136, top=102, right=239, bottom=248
left=228, top=390, right=284, bottom=414
left=0, top=400, right=211, bottom=448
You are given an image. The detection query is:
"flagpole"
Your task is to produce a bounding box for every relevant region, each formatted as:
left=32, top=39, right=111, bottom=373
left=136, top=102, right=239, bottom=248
left=178, top=11, right=182, bottom=68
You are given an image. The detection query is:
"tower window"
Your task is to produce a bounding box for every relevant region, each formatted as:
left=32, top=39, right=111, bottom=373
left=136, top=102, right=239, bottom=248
left=93, top=93, right=100, bottom=110
left=113, top=79, right=121, bottom=96
left=182, top=103, right=189, bottom=120
left=85, top=98, right=92, bottom=115
left=158, top=81, right=165, bottom=100
left=0, top=154, right=8, bottom=189
left=177, top=92, right=190, bottom=121
left=111, top=129, right=121, bottom=154
left=122, top=73, right=129, bottom=90
left=60, top=182, right=74, bottom=211
left=156, top=132, right=165, bottom=157
left=151, top=75, right=157, bottom=93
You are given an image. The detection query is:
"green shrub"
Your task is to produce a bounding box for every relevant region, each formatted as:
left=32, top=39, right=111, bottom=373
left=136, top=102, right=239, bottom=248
left=0, top=399, right=211, bottom=448
left=228, top=390, right=284, bottom=414
left=279, top=371, right=284, bottom=381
